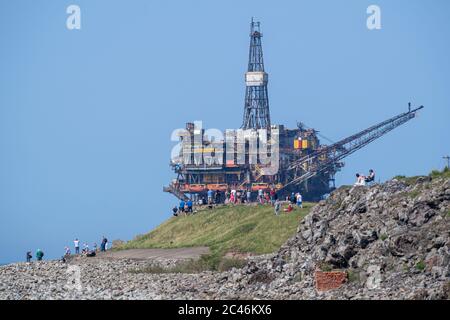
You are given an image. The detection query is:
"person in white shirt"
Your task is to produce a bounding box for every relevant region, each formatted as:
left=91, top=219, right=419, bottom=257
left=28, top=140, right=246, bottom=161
left=354, top=173, right=366, bottom=186
left=258, top=189, right=263, bottom=203
left=74, top=239, right=80, bottom=254
left=296, top=193, right=303, bottom=208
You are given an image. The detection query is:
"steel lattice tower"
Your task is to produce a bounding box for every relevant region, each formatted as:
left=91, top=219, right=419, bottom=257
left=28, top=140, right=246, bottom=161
left=241, top=19, right=271, bottom=130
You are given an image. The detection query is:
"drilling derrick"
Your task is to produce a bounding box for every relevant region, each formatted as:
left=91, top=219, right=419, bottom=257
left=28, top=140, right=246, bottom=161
left=242, top=19, right=271, bottom=130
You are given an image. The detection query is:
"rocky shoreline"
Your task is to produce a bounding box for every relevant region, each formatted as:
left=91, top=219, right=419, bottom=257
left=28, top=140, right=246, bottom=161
left=1, top=176, right=449, bottom=300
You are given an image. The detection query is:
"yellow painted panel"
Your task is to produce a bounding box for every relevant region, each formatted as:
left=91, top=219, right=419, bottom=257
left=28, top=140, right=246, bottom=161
left=302, top=140, right=308, bottom=149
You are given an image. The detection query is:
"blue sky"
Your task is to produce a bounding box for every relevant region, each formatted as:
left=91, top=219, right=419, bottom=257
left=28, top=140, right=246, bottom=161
left=1, top=0, right=449, bottom=263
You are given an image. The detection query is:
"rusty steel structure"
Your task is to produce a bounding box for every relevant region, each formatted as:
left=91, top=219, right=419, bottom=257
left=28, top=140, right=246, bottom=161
left=163, top=20, right=424, bottom=201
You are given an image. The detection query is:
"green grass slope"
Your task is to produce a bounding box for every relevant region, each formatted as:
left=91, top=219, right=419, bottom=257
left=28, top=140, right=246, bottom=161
left=120, top=203, right=312, bottom=270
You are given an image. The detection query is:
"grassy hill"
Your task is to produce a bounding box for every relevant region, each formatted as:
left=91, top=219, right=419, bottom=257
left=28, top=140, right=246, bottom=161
left=120, top=202, right=313, bottom=271
left=394, top=167, right=450, bottom=184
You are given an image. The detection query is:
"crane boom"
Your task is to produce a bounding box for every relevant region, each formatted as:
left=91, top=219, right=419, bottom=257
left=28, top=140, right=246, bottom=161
left=283, top=105, right=424, bottom=189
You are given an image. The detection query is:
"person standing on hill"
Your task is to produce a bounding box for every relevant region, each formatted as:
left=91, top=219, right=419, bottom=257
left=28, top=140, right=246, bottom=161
left=270, top=188, right=276, bottom=206
left=36, top=249, right=44, bottom=261
left=264, top=192, right=270, bottom=204
left=207, top=189, right=214, bottom=204
left=215, top=191, right=221, bottom=204
left=296, top=193, right=303, bottom=208
left=26, top=251, right=32, bottom=262
left=258, top=189, right=263, bottom=203
left=101, top=236, right=107, bottom=252
left=246, top=190, right=251, bottom=203
left=186, top=199, right=193, bottom=213
left=290, top=192, right=296, bottom=204
left=230, top=191, right=235, bottom=204
left=74, top=238, right=80, bottom=255
left=240, top=191, right=246, bottom=203
left=179, top=200, right=185, bottom=213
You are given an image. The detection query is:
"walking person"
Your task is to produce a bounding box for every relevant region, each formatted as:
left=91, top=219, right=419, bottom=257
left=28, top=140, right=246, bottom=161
left=274, top=199, right=281, bottom=216
left=74, top=238, right=80, bottom=255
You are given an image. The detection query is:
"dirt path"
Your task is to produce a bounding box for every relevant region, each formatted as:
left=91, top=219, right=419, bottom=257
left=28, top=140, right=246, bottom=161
left=94, top=247, right=210, bottom=261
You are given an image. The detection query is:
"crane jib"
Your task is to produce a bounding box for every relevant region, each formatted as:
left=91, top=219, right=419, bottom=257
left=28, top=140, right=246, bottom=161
left=283, top=105, right=424, bottom=189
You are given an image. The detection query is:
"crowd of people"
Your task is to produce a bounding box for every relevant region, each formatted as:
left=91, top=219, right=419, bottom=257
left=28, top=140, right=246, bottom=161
left=274, top=192, right=303, bottom=215
left=172, top=170, right=376, bottom=216
left=172, top=187, right=304, bottom=217
left=69, top=236, right=109, bottom=258
left=25, top=236, right=109, bottom=263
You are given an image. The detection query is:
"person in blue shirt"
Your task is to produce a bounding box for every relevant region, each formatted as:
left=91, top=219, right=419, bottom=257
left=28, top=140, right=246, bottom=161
left=179, top=200, right=185, bottom=213
left=26, top=251, right=32, bottom=262
left=36, top=249, right=44, bottom=261
left=207, top=189, right=214, bottom=204
left=186, top=199, right=193, bottom=213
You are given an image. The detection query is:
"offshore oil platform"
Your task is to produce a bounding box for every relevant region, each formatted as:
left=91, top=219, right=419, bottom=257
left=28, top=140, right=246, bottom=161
left=164, top=20, right=423, bottom=201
